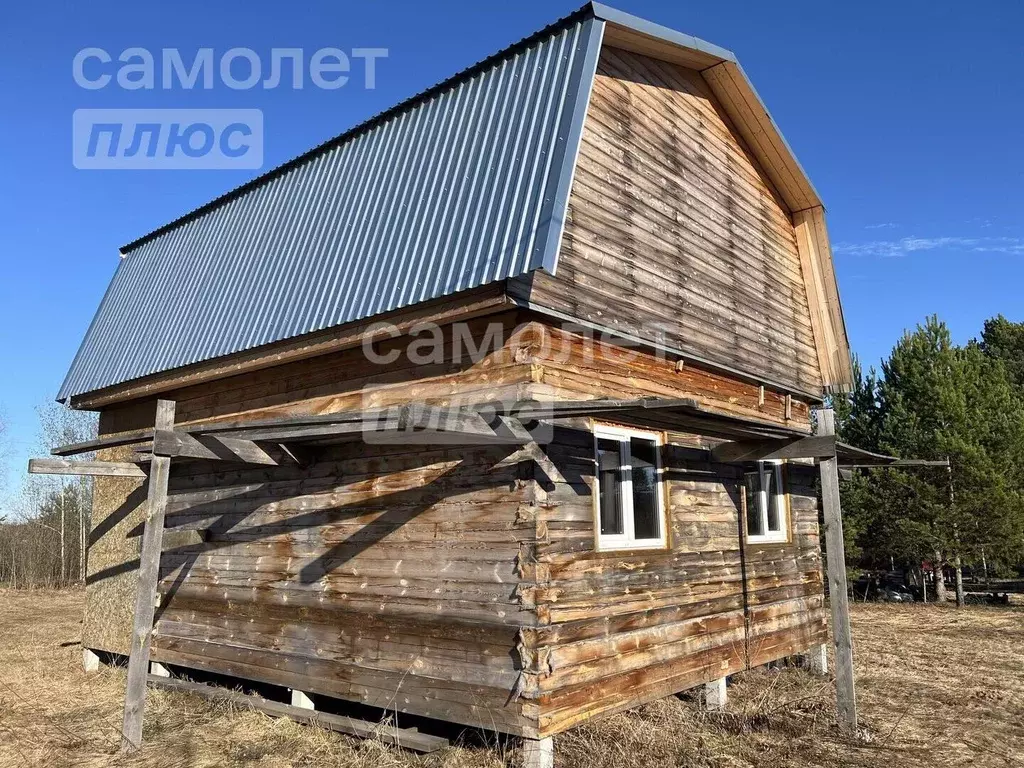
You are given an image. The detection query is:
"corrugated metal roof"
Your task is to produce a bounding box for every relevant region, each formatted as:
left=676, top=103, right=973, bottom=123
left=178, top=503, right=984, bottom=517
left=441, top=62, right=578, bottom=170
left=58, top=11, right=604, bottom=402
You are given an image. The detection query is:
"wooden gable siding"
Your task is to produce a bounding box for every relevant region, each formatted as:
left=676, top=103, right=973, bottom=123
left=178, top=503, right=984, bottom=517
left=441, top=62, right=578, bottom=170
left=527, top=430, right=826, bottom=736
left=511, top=46, right=823, bottom=395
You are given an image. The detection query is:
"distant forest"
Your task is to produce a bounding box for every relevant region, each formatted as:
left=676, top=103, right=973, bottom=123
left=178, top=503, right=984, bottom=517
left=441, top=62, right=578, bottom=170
left=834, top=315, right=1024, bottom=602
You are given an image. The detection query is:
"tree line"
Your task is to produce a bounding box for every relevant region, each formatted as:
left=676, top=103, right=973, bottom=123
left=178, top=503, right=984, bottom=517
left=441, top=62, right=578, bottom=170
left=833, top=315, right=1024, bottom=604
left=0, top=402, right=96, bottom=588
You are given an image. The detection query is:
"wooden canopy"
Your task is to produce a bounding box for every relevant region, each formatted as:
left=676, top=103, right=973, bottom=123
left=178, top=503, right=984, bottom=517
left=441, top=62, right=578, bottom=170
left=32, top=397, right=943, bottom=472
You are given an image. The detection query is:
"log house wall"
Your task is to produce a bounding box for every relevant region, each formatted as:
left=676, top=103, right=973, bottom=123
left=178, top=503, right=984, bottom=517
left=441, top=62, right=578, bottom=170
left=84, top=314, right=824, bottom=737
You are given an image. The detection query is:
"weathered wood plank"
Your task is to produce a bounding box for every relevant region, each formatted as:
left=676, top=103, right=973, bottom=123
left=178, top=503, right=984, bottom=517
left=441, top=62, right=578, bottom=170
left=121, top=399, right=175, bottom=752
left=152, top=429, right=288, bottom=465
left=51, top=430, right=153, bottom=458
left=71, top=284, right=512, bottom=410
left=28, top=458, right=148, bottom=478
left=710, top=435, right=835, bottom=463
left=147, top=675, right=449, bottom=752
left=815, top=408, right=857, bottom=732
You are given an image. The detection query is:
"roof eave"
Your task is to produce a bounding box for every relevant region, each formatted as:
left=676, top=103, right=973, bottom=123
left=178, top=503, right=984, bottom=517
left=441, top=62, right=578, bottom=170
left=589, top=2, right=736, bottom=63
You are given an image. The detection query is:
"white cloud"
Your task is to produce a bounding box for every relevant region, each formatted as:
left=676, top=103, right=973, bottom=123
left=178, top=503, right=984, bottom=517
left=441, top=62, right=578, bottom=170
left=833, top=236, right=1024, bottom=258
left=864, top=222, right=897, bottom=229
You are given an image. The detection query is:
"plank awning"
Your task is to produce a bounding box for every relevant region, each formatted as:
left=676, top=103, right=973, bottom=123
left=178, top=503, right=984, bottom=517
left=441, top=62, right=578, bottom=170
left=32, top=397, right=945, bottom=470
left=833, top=442, right=949, bottom=469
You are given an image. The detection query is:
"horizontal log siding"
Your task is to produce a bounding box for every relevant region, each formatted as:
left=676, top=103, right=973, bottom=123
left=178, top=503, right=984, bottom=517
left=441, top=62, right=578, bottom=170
left=744, top=466, right=828, bottom=667
left=512, top=46, right=823, bottom=395
left=528, top=428, right=825, bottom=736
left=84, top=306, right=822, bottom=739
left=150, top=439, right=539, bottom=735
left=84, top=312, right=548, bottom=736
left=514, top=320, right=811, bottom=428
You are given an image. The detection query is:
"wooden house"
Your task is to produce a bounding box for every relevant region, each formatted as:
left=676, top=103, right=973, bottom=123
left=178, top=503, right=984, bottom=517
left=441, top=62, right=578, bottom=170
left=36, top=3, right=892, bottom=763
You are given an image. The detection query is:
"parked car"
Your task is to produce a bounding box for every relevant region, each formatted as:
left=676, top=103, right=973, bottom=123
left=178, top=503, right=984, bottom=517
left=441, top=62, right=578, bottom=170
left=879, top=583, right=915, bottom=602
left=850, top=573, right=919, bottom=602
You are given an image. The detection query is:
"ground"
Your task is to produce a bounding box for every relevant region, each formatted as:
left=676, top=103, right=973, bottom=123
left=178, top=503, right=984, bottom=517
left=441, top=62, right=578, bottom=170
left=1, top=590, right=1022, bottom=768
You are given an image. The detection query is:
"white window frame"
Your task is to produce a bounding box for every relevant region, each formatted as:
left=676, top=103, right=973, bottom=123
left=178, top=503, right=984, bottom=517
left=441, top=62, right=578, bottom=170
left=593, top=423, right=668, bottom=551
left=745, top=459, right=789, bottom=544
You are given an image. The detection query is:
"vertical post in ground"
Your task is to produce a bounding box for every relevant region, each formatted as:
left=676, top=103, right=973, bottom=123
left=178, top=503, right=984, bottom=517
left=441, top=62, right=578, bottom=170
left=815, top=408, right=857, bottom=733
left=521, top=737, right=554, bottom=768
left=802, top=643, right=829, bottom=676
left=291, top=689, right=315, bottom=710
left=701, top=677, right=728, bottom=711
left=121, top=399, right=175, bottom=753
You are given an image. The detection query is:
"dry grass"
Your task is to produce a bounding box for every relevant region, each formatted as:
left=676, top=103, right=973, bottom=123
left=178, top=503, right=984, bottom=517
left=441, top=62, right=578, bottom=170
left=1, top=590, right=1022, bottom=767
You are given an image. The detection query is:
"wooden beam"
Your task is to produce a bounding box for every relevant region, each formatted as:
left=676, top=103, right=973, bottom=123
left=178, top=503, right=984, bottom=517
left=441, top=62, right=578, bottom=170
left=121, top=399, right=175, bottom=753
left=147, top=675, right=449, bottom=753
left=51, top=429, right=153, bottom=457
left=711, top=434, right=835, bottom=463
left=815, top=408, right=857, bottom=733
left=151, top=429, right=297, bottom=465
left=194, top=404, right=535, bottom=446
left=837, top=460, right=951, bottom=469
left=28, top=458, right=147, bottom=478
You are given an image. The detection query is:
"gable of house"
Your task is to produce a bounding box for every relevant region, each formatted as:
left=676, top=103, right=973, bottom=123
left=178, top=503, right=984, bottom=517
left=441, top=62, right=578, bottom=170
left=511, top=46, right=823, bottom=395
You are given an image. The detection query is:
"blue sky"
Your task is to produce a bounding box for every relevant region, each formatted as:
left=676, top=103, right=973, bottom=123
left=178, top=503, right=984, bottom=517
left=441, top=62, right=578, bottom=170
left=0, top=1, right=1020, bottom=495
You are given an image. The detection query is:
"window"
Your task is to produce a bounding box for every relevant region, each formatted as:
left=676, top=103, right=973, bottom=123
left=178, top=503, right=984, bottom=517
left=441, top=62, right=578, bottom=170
left=744, top=460, right=789, bottom=543
left=593, top=424, right=667, bottom=550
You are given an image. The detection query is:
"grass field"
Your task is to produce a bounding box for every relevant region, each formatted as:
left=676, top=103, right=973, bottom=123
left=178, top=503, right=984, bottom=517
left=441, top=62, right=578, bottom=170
left=1, top=589, right=1022, bottom=767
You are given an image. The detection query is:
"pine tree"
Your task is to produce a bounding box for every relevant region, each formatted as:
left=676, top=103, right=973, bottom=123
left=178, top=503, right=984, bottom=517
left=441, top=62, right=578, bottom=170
left=837, top=316, right=1024, bottom=603
left=980, top=315, right=1024, bottom=393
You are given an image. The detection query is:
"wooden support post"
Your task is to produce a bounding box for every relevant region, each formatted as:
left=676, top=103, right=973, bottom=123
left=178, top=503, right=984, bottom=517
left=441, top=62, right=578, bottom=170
left=83, top=648, right=100, bottom=673
left=290, top=689, right=314, bottom=710
left=802, top=643, right=829, bottom=676
left=701, top=677, right=727, bottom=711
left=815, top=408, right=857, bottom=733
left=121, top=399, right=175, bottom=753
left=521, top=737, right=554, bottom=768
